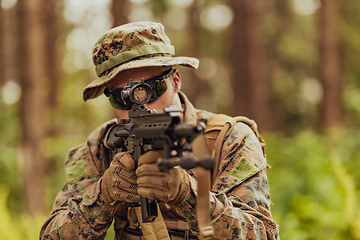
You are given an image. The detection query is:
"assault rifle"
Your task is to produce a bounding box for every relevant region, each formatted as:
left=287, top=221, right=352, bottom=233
left=105, top=79, right=214, bottom=223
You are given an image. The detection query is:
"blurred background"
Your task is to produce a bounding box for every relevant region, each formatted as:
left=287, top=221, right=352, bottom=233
left=1, top=0, right=360, bottom=239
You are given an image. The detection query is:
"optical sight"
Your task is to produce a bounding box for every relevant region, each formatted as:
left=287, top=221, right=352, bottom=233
left=122, top=80, right=153, bottom=107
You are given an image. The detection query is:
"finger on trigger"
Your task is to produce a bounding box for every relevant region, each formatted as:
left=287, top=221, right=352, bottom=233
left=136, top=164, right=162, bottom=176
left=138, top=188, right=168, bottom=202
left=118, top=152, right=136, bottom=170
left=138, top=150, right=164, bottom=165
left=137, top=177, right=169, bottom=190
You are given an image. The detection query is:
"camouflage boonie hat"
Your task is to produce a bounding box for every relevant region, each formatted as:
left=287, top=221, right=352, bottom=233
left=83, top=21, right=200, bottom=101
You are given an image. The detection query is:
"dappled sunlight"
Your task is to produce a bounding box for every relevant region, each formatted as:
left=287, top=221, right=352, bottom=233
left=129, top=0, right=149, bottom=4
left=200, top=4, right=233, bottom=31
left=1, top=81, right=21, bottom=105
left=299, top=78, right=323, bottom=105
left=63, top=0, right=112, bottom=72
left=164, top=8, right=188, bottom=30
left=293, top=0, right=321, bottom=16
left=166, top=0, right=193, bottom=9
left=128, top=5, right=154, bottom=22
left=1, top=0, right=17, bottom=9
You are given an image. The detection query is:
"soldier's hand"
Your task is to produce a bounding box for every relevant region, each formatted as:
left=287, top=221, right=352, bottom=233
left=100, top=152, right=140, bottom=203
left=136, top=151, right=190, bottom=205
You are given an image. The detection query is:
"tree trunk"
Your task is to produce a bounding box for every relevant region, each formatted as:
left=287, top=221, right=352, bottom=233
left=45, top=0, right=58, bottom=113
left=44, top=0, right=60, bottom=136
left=319, top=0, right=343, bottom=128
left=184, top=0, right=202, bottom=104
left=112, top=0, right=127, bottom=27
left=0, top=0, right=4, bottom=86
left=17, top=0, right=49, bottom=216
left=229, top=0, right=271, bottom=131
left=2, top=2, right=18, bottom=87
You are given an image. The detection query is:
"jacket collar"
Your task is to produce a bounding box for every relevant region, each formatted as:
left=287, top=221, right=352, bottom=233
left=178, top=92, right=197, bottom=125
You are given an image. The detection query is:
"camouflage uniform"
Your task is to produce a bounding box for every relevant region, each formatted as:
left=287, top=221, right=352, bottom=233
left=40, top=92, right=279, bottom=240
left=40, top=21, right=279, bottom=239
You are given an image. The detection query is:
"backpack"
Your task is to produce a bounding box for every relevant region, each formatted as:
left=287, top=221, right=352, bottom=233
left=192, top=114, right=266, bottom=240
left=204, top=114, right=266, bottom=185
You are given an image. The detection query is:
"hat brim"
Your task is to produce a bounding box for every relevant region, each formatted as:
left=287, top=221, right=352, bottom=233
left=83, top=56, right=199, bottom=101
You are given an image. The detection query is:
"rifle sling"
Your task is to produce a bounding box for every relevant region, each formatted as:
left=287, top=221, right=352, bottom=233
left=191, top=134, right=214, bottom=239
left=134, top=205, right=171, bottom=240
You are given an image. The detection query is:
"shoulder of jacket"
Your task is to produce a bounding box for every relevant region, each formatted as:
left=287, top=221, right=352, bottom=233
left=204, top=114, right=265, bottom=156
left=65, top=119, right=118, bottom=182
left=194, top=109, right=217, bottom=126
left=205, top=114, right=256, bottom=133
left=87, top=118, right=118, bottom=143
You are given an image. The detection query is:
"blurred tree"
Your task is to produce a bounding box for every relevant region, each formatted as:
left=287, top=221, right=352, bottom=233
left=185, top=0, right=202, bottom=104
left=1, top=3, right=18, bottom=88
left=152, top=0, right=167, bottom=17
left=228, top=0, right=272, bottom=132
left=262, top=1, right=292, bottom=131
left=16, top=0, right=50, bottom=216
left=45, top=0, right=60, bottom=133
left=112, top=0, right=127, bottom=27
left=319, top=0, right=343, bottom=128
left=0, top=1, right=3, bottom=86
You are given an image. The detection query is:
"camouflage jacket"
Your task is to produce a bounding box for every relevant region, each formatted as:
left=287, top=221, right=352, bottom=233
left=40, top=92, right=279, bottom=240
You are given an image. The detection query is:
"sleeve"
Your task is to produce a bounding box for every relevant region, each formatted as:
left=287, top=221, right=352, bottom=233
left=174, top=122, right=279, bottom=240
left=40, top=121, right=124, bottom=240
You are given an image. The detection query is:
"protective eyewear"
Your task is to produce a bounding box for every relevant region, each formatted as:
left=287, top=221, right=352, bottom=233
left=104, top=68, right=174, bottom=110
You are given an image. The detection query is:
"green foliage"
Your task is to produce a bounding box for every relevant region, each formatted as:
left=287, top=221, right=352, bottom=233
left=0, top=187, right=47, bottom=240
left=0, top=103, right=22, bottom=213
left=265, top=129, right=360, bottom=240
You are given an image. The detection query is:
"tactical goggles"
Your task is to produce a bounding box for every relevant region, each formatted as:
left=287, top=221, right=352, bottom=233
left=104, top=68, right=174, bottom=110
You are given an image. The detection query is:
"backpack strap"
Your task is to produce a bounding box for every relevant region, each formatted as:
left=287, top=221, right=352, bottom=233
left=205, top=114, right=266, bottom=185
left=233, top=116, right=266, bottom=157
left=173, top=114, right=265, bottom=239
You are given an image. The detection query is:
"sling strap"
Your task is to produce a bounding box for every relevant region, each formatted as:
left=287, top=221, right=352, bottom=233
left=133, top=205, right=171, bottom=240
left=191, top=134, right=214, bottom=240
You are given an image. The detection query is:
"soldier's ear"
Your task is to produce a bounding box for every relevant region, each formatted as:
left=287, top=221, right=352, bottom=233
left=172, top=69, right=181, bottom=93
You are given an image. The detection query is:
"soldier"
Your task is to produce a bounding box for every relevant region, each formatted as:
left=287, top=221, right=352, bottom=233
left=40, top=22, right=279, bottom=240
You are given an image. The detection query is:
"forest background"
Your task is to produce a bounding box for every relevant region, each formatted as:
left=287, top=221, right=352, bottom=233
left=1, top=0, right=360, bottom=239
